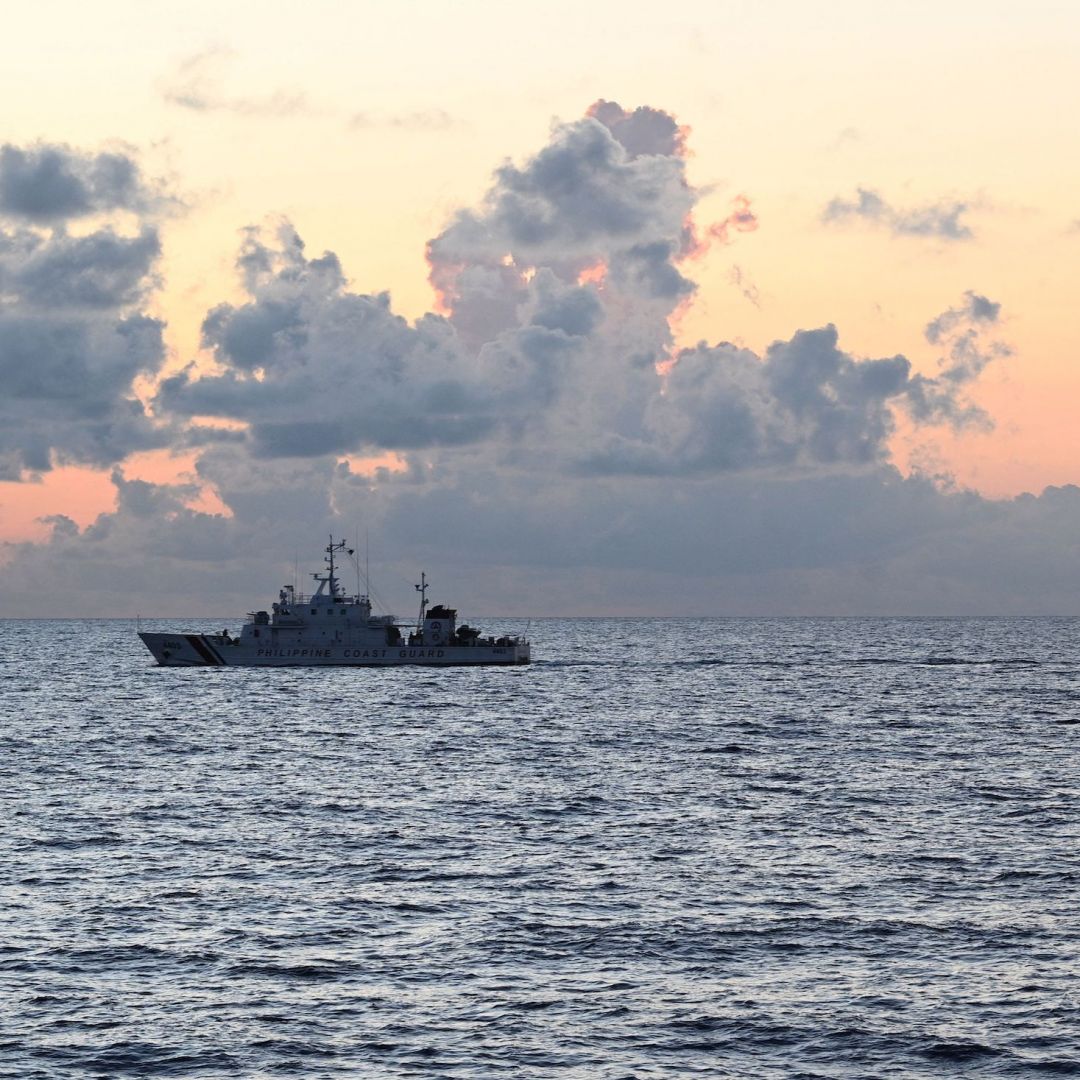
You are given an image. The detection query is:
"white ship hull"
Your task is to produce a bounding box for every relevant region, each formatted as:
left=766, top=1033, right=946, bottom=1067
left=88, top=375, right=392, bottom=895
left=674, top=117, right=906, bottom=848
left=139, top=632, right=530, bottom=667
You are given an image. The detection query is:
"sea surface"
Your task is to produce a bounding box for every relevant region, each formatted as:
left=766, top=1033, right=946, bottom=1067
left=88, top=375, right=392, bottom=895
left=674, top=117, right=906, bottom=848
left=1, top=617, right=1079, bottom=1079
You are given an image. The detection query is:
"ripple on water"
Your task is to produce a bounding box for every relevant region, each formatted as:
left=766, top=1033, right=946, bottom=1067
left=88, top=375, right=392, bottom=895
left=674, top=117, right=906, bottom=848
left=1, top=616, right=1079, bottom=1078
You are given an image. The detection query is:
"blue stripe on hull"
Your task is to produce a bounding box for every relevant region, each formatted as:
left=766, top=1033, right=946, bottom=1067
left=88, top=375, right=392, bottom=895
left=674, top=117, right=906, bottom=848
left=185, top=634, right=221, bottom=665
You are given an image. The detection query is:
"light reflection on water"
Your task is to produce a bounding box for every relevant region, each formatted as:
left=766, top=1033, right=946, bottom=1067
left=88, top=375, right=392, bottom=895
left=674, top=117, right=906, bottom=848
left=2, top=617, right=1079, bottom=1078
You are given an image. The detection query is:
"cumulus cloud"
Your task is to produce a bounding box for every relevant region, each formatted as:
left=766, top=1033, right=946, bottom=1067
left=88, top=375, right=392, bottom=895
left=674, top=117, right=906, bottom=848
left=0, top=144, right=168, bottom=479
left=823, top=186, right=974, bottom=241
left=0, top=313, right=167, bottom=479
left=159, top=103, right=724, bottom=462
left=585, top=99, right=689, bottom=158
left=155, top=222, right=595, bottom=457
left=0, top=227, right=160, bottom=309
left=156, top=103, right=1009, bottom=479
left=0, top=102, right=1043, bottom=615
left=426, top=100, right=698, bottom=348
left=0, top=143, right=153, bottom=223
left=578, top=317, right=1002, bottom=477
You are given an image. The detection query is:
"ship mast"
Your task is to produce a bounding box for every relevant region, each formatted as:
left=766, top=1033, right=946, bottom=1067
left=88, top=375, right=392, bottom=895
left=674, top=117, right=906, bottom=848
left=414, top=572, right=429, bottom=632
left=318, top=535, right=353, bottom=600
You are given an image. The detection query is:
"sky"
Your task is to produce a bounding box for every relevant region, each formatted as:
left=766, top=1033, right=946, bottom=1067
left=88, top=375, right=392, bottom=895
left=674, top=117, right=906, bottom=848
left=1, top=0, right=1079, bottom=616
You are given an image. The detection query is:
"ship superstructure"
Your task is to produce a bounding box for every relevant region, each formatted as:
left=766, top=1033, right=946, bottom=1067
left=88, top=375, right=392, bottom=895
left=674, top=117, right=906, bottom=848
left=138, top=538, right=530, bottom=667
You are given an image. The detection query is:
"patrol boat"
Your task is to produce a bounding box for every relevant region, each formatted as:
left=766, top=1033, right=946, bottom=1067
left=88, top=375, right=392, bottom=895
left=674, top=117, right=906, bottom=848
left=138, top=538, right=530, bottom=667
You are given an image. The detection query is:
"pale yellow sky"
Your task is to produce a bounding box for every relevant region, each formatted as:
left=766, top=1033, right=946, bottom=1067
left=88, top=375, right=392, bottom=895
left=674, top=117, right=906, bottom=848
left=2, top=0, right=1079, bottom=541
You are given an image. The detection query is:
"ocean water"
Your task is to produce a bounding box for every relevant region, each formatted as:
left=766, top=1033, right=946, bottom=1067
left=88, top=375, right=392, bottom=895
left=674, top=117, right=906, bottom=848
left=2, top=616, right=1079, bottom=1079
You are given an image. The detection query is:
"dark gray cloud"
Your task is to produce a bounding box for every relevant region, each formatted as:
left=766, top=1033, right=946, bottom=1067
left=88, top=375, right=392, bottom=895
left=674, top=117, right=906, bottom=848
left=527, top=270, right=604, bottom=336
left=582, top=326, right=911, bottom=476
left=156, top=223, right=594, bottom=457
left=0, top=144, right=169, bottom=478
left=823, top=187, right=974, bottom=241
left=426, top=103, right=696, bottom=350
left=457, top=116, right=691, bottom=252
left=925, top=290, right=1000, bottom=345
left=607, top=240, right=694, bottom=301
left=397, top=470, right=1080, bottom=615
left=578, top=290, right=1010, bottom=478
left=7, top=454, right=1080, bottom=617
left=904, top=292, right=1011, bottom=428
left=586, top=100, right=687, bottom=159
left=0, top=227, right=160, bottom=308
left=927, top=291, right=1010, bottom=385
left=0, top=313, right=167, bottom=478
left=0, top=144, right=151, bottom=223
